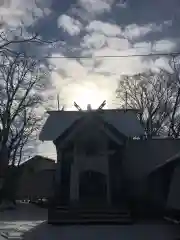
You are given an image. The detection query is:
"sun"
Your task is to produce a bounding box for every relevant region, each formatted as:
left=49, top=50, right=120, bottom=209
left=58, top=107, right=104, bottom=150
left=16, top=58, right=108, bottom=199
left=73, top=86, right=107, bottom=110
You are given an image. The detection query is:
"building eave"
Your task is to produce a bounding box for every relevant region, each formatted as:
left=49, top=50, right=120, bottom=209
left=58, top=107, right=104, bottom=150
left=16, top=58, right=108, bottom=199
left=148, top=152, right=180, bottom=177
left=39, top=109, right=144, bottom=141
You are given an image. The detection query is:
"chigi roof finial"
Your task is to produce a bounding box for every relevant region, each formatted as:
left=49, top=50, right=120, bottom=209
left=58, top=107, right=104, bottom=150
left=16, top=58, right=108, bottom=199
left=87, top=104, right=92, bottom=111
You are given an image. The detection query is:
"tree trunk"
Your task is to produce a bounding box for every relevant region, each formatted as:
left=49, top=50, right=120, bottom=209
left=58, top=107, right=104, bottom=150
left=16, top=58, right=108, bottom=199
left=0, top=144, right=9, bottom=177
left=0, top=144, right=10, bottom=203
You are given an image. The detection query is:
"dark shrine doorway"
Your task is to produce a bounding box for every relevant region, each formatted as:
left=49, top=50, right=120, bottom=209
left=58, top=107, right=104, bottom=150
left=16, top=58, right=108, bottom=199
left=79, top=170, right=107, bottom=207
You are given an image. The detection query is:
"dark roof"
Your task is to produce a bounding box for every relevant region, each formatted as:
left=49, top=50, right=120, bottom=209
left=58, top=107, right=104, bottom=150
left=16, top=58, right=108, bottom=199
left=40, top=109, right=144, bottom=141
left=53, top=116, right=84, bottom=145
left=19, top=155, right=55, bottom=167
left=54, top=112, right=127, bottom=147
left=47, top=108, right=141, bottom=114
left=149, top=152, right=180, bottom=176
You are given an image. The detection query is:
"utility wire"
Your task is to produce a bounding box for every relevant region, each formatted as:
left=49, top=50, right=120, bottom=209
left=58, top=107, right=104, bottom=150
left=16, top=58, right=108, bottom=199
left=13, top=51, right=180, bottom=59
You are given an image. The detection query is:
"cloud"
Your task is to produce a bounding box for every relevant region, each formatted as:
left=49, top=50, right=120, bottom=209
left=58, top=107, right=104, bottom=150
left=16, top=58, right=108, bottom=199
left=32, top=0, right=180, bottom=160
left=86, top=20, right=121, bottom=36
left=57, top=74, right=117, bottom=109
left=152, top=57, right=173, bottom=73
left=116, top=0, right=128, bottom=8
left=123, top=23, right=162, bottom=40
left=92, top=52, right=149, bottom=76
left=50, top=54, right=87, bottom=79
left=0, top=6, right=24, bottom=27
left=1, top=0, right=179, bottom=160
left=107, top=37, right=130, bottom=50
left=57, top=14, right=82, bottom=36
left=37, top=141, right=56, bottom=160
left=82, top=34, right=130, bottom=51
left=81, top=33, right=106, bottom=49
left=0, top=0, right=48, bottom=28
left=152, top=39, right=176, bottom=53
left=78, top=0, right=114, bottom=15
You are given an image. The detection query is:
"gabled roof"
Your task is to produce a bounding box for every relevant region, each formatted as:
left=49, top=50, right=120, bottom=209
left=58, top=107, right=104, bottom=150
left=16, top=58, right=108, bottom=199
left=54, top=113, right=127, bottom=147
left=20, top=155, right=54, bottom=166
left=39, top=109, right=144, bottom=141
left=149, top=152, right=180, bottom=176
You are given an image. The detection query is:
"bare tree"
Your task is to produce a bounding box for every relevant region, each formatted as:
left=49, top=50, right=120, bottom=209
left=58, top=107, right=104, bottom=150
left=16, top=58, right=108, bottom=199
left=0, top=51, right=51, bottom=166
left=8, top=108, right=42, bottom=166
left=0, top=22, right=58, bottom=204
left=167, top=57, right=180, bottom=138
left=0, top=50, right=52, bottom=204
left=116, top=62, right=180, bottom=138
left=0, top=27, right=58, bottom=55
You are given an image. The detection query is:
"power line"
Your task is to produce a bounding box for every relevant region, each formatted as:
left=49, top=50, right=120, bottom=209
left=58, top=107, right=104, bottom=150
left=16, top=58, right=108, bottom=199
left=25, top=51, right=180, bottom=59
left=2, top=50, right=180, bottom=60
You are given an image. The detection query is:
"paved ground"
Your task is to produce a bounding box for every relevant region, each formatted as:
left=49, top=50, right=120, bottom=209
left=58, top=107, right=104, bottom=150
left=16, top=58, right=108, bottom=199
left=0, top=203, right=180, bottom=240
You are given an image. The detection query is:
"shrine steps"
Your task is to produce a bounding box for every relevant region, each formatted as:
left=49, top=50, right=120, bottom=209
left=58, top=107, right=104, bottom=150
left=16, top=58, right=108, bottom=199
left=48, top=207, right=133, bottom=225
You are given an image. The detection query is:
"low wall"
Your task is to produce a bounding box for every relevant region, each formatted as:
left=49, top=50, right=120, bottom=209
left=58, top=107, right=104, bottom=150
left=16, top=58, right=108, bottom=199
left=16, top=169, right=55, bottom=199
left=123, top=139, right=180, bottom=180
left=123, top=139, right=180, bottom=210
left=167, top=165, right=180, bottom=209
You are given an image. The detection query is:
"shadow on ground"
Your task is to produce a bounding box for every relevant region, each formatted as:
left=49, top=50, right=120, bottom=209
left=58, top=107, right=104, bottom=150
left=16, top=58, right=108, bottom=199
left=1, top=203, right=180, bottom=240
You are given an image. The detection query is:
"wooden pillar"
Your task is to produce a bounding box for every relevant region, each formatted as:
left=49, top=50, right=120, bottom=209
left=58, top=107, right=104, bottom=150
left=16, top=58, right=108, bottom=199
left=70, top=165, right=79, bottom=202
left=55, top=150, right=62, bottom=183
left=52, top=147, right=62, bottom=205
left=70, top=143, right=79, bottom=203
left=106, top=150, right=112, bottom=205
left=107, top=170, right=111, bottom=204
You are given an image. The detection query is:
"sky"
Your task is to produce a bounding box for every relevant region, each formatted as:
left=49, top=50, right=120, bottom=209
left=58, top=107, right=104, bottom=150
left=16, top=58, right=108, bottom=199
left=1, top=0, right=180, bottom=160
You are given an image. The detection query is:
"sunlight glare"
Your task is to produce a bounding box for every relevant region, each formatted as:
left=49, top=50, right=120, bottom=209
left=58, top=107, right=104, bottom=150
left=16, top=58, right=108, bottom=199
left=73, top=86, right=107, bottom=110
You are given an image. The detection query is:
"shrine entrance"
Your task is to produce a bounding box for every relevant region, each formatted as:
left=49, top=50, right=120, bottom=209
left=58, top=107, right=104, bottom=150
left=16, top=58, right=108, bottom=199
left=79, top=171, right=107, bottom=207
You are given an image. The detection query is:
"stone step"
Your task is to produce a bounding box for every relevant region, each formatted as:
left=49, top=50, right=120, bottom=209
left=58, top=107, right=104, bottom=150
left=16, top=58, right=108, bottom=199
left=55, top=210, right=130, bottom=216
left=54, top=213, right=131, bottom=219
left=48, top=217, right=132, bottom=225
left=55, top=207, right=130, bottom=214
left=48, top=208, right=132, bottom=225
left=76, top=214, right=130, bottom=220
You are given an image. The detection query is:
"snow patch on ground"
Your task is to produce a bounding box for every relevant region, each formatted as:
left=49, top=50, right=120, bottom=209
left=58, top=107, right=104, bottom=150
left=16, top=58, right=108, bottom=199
left=0, top=203, right=47, bottom=239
